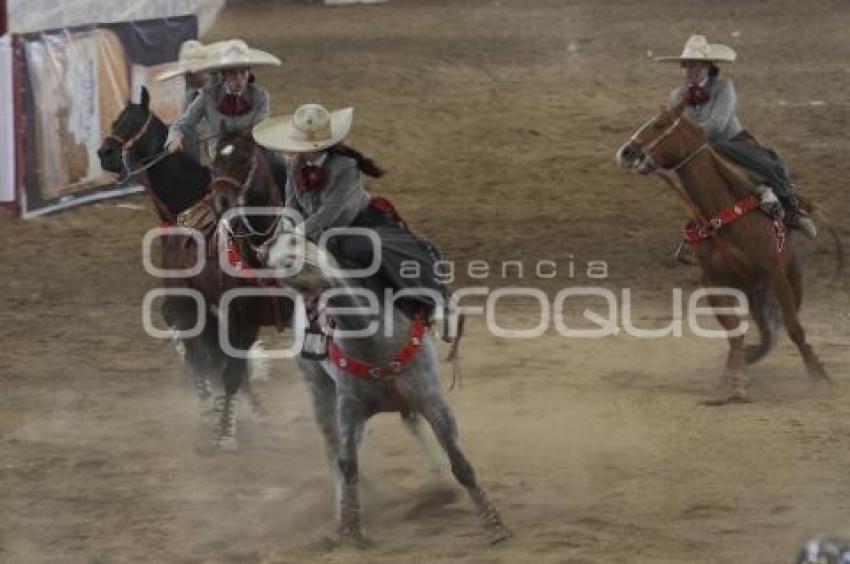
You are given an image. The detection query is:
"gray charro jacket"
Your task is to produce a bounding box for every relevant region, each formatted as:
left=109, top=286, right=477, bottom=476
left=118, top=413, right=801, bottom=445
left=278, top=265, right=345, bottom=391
left=669, top=76, right=743, bottom=143
left=167, top=81, right=270, bottom=162
left=284, top=153, right=371, bottom=242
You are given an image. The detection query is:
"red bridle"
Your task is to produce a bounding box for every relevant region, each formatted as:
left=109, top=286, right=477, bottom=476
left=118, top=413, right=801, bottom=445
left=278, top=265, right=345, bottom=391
left=629, top=114, right=708, bottom=173
left=210, top=150, right=259, bottom=195
left=106, top=111, right=154, bottom=153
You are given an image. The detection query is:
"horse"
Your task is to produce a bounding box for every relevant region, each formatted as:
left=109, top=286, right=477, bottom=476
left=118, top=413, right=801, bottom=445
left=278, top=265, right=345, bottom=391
left=97, top=86, right=209, bottom=223
left=211, top=134, right=508, bottom=544
left=615, top=102, right=831, bottom=404
left=97, top=87, right=276, bottom=450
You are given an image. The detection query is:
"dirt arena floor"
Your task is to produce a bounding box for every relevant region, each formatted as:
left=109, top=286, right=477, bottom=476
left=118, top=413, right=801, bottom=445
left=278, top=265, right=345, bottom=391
left=4, top=0, right=850, bottom=562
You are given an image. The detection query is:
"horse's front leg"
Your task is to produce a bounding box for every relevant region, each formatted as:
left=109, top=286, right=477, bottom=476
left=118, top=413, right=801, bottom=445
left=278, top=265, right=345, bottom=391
left=336, top=393, right=368, bottom=545
left=299, top=359, right=340, bottom=472
left=704, top=293, right=749, bottom=405
left=419, top=392, right=511, bottom=544
left=213, top=320, right=259, bottom=452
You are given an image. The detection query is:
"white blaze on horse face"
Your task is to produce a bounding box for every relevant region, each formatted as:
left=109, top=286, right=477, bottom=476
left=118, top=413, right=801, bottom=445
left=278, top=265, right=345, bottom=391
left=220, top=143, right=234, bottom=157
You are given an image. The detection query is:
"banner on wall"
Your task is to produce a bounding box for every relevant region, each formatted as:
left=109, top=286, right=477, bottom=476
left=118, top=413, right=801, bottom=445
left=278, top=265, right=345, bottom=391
left=17, top=16, right=196, bottom=217
left=0, top=36, right=14, bottom=206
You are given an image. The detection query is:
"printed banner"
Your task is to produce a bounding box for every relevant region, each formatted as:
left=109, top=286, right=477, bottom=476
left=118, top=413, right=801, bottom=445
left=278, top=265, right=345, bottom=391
left=0, top=36, right=14, bottom=204
left=19, top=16, right=197, bottom=217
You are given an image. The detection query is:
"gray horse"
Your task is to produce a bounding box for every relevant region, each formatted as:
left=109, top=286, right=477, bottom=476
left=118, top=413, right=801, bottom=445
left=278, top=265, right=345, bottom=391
left=266, top=229, right=511, bottom=545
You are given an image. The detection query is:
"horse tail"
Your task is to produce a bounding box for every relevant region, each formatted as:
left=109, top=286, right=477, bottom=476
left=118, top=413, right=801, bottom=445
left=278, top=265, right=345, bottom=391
left=446, top=312, right=466, bottom=390
left=332, top=144, right=385, bottom=178
left=798, top=195, right=845, bottom=282
left=746, top=289, right=781, bottom=365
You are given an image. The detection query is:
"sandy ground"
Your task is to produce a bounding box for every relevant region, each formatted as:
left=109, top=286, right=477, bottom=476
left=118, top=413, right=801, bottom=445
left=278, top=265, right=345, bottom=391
left=3, top=0, right=850, bottom=562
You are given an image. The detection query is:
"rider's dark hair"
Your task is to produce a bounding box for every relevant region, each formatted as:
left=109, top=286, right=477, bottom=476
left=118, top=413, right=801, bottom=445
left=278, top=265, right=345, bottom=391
left=708, top=63, right=720, bottom=77
left=330, top=144, right=385, bottom=178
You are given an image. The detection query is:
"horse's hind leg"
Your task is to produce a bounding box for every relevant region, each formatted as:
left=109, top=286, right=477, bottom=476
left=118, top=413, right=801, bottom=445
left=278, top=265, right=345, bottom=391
left=240, top=375, right=269, bottom=424
left=770, top=266, right=831, bottom=384
left=401, top=411, right=444, bottom=479
left=418, top=393, right=511, bottom=544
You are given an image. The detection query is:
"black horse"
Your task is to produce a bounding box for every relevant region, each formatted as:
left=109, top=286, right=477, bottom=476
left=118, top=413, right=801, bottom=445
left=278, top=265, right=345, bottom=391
left=97, top=86, right=209, bottom=223
left=98, top=87, right=272, bottom=451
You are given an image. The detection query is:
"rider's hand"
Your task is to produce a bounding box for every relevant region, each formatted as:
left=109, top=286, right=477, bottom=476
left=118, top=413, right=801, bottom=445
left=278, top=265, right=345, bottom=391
left=758, top=188, right=785, bottom=221
left=167, top=139, right=183, bottom=154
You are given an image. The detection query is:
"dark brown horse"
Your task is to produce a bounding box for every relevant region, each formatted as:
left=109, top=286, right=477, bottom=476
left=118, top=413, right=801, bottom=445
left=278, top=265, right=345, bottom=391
left=616, top=103, right=830, bottom=404
left=98, top=89, right=288, bottom=450
left=157, top=133, right=294, bottom=450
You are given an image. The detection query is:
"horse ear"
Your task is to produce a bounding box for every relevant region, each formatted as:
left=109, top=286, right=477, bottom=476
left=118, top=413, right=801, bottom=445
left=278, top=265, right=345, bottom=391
left=140, top=86, right=150, bottom=110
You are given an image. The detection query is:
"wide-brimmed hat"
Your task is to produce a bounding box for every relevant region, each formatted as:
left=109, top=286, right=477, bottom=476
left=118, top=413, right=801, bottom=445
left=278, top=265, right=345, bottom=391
left=253, top=104, right=354, bottom=153
left=155, top=40, right=226, bottom=81
left=192, top=39, right=281, bottom=73
left=655, top=35, right=736, bottom=63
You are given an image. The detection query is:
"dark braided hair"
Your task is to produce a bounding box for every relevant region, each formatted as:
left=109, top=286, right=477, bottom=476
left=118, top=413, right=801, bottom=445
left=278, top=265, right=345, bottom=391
left=330, top=144, right=385, bottom=178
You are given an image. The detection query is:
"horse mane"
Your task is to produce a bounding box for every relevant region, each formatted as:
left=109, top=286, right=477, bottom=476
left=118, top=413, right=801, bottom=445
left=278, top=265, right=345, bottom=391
left=331, top=144, right=385, bottom=178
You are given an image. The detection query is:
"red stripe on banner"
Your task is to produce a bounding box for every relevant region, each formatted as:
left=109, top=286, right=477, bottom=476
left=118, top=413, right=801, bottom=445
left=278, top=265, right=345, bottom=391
left=0, top=0, right=7, bottom=36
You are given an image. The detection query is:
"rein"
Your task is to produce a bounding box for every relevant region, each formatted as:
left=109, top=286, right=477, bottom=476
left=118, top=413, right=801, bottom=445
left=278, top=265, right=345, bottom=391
left=106, top=111, right=153, bottom=152
left=210, top=150, right=259, bottom=194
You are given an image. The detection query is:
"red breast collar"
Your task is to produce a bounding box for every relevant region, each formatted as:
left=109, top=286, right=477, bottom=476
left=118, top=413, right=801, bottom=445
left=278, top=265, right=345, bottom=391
left=327, top=312, right=427, bottom=380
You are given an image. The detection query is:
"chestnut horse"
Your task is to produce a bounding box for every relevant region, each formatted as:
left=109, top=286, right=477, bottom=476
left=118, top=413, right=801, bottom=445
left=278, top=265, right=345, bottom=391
left=616, top=103, right=830, bottom=404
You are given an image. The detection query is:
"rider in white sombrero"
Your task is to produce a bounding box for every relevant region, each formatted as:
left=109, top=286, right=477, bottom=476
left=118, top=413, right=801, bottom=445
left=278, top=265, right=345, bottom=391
left=165, top=39, right=281, bottom=162
left=658, top=34, right=816, bottom=239
left=254, top=103, right=448, bottom=320
left=155, top=40, right=218, bottom=161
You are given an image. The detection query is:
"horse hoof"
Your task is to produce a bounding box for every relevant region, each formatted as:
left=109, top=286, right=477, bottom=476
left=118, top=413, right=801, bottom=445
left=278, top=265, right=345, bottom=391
left=338, top=529, right=372, bottom=549
left=703, top=394, right=751, bottom=407
left=486, top=526, right=513, bottom=545
left=213, top=436, right=239, bottom=452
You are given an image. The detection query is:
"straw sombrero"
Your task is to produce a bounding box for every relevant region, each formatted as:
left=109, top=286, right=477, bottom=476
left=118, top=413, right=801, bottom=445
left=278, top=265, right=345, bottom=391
left=155, top=40, right=211, bottom=82
left=192, top=39, right=281, bottom=73
left=253, top=104, right=354, bottom=153
left=655, top=35, right=736, bottom=63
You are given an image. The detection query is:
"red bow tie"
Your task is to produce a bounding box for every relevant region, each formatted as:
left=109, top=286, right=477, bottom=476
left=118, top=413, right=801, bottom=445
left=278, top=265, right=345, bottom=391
left=217, top=93, right=253, bottom=116
left=684, top=83, right=710, bottom=107
left=296, top=164, right=328, bottom=192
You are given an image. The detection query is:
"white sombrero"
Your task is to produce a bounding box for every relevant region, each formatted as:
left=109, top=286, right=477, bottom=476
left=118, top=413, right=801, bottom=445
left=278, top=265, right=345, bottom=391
left=155, top=40, right=211, bottom=81
left=253, top=104, right=354, bottom=153
left=192, top=39, right=281, bottom=73
left=655, top=35, right=737, bottom=63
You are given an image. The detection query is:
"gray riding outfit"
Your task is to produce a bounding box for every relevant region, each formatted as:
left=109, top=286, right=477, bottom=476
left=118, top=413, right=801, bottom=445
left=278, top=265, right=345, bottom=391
left=669, top=76, right=802, bottom=215
left=284, top=153, right=447, bottom=317
left=167, top=81, right=270, bottom=163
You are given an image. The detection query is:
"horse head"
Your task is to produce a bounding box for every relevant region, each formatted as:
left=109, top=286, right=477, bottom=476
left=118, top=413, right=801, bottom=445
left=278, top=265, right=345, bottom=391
left=616, top=101, right=706, bottom=174
left=211, top=132, right=282, bottom=242
left=264, top=218, right=341, bottom=296
left=98, top=86, right=162, bottom=175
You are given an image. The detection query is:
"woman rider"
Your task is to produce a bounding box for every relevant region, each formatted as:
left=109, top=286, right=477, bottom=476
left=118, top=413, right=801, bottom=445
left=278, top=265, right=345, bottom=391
left=165, top=39, right=280, bottom=163
left=156, top=39, right=215, bottom=163
left=252, top=103, right=448, bottom=321
left=657, top=35, right=817, bottom=239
